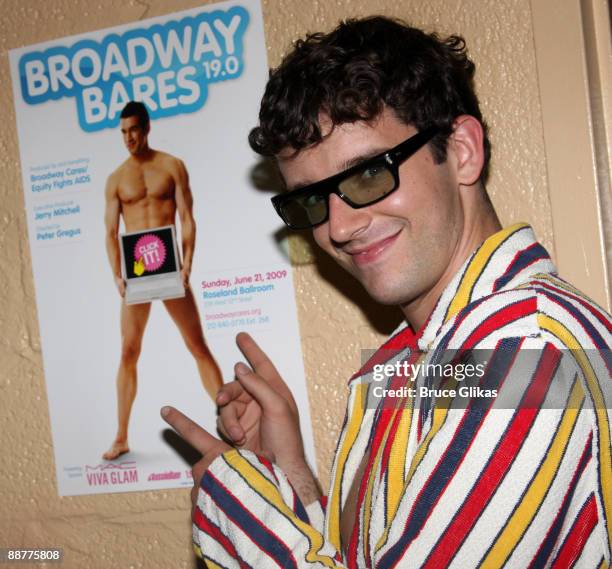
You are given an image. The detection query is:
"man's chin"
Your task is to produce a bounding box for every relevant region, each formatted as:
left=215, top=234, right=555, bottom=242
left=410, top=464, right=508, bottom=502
left=339, top=263, right=413, bottom=305
left=360, top=281, right=411, bottom=307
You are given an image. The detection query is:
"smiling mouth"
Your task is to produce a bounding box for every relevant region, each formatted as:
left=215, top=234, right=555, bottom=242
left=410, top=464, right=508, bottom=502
left=347, top=230, right=402, bottom=266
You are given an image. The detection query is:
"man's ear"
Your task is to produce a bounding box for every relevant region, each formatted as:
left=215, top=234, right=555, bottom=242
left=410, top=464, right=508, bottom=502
left=448, top=115, right=486, bottom=186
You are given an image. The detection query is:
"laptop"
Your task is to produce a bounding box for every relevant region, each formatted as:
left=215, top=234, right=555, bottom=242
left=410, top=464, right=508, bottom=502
left=119, top=225, right=185, bottom=305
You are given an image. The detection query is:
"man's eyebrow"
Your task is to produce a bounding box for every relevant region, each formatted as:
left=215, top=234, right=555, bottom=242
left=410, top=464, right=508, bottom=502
left=339, top=147, right=389, bottom=171
left=285, top=181, right=309, bottom=192
left=285, top=147, right=390, bottom=192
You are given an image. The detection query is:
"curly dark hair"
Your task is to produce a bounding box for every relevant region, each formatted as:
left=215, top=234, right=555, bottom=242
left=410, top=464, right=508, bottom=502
left=249, top=16, right=490, bottom=181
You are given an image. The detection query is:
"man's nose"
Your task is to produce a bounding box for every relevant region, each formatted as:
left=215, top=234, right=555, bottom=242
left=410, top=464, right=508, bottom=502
left=327, top=193, right=371, bottom=244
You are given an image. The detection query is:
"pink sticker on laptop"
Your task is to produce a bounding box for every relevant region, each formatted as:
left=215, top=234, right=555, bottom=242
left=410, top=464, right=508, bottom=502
left=134, top=234, right=166, bottom=272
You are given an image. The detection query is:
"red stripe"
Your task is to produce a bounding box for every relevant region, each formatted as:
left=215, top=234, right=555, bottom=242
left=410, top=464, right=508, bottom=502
left=257, top=455, right=279, bottom=483
left=379, top=340, right=522, bottom=566
left=385, top=327, right=420, bottom=350
left=461, top=298, right=537, bottom=350
left=320, top=495, right=328, bottom=510
left=528, top=433, right=593, bottom=569
left=194, top=506, right=251, bottom=569
left=422, top=345, right=560, bottom=568
left=396, top=406, right=474, bottom=554
left=351, top=356, right=420, bottom=563
left=205, top=472, right=299, bottom=568
left=551, top=495, right=598, bottom=569
left=348, top=372, right=413, bottom=567
left=350, top=327, right=419, bottom=381
left=421, top=410, right=536, bottom=568
left=347, top=405, right=396, bottom=566
left=347, top=345, right=424, bottom=564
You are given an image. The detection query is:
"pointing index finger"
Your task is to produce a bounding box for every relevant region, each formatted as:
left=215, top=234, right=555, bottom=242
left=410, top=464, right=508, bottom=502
left=236, top=332, right=282, bottom=380
left=161, top=406, right=225, bottom=456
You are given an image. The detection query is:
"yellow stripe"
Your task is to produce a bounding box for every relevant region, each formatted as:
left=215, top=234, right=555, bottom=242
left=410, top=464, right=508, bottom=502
left=193, top=544, right=203, bottom=560
left=445, top=223, right=529, bottom=322
left=386, top=397, right=414, bottom=522
left=327, top=382, right=367, bottom=551
left=527, top=272, right=583, bottom=297
left=480, top=379, right=585, bottom=568
left=203, top=558, right=224, bottom=569
left=226, top=451, right=340, bottom=568
left=375, top=393, right=453, bottom=552
left=361, top=406, right=402, bottom=558
left=538, top=314, right=612, bottom=547
left=384, top=355, right=426, bottom=521
left=405, top=385, right=455, bottom=486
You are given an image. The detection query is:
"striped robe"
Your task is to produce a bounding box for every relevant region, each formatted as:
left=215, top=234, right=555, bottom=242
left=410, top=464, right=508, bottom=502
left=193, top=223, right=612, bottom=568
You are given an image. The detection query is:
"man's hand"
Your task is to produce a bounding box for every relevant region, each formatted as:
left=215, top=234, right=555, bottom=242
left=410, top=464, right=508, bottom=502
left=180, top=266, right=191, bottom=289
left=217, top=332, right=305, bottom=467
left=216, top=332, right=321, bottom=505
left=115, top=275, right=126, bottom=297
left=164, top=333, right=320, bottom=511
left=161, top=406, right=230, bottom=510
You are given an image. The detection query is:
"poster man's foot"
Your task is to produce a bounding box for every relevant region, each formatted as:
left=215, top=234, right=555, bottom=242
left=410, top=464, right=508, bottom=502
left=102, top=441, right=130, bottom=460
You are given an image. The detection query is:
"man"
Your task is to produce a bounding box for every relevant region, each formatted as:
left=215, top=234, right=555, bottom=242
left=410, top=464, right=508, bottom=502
left=162, top=17, right=611, bottom=567
left=103, top=101, right=222, bottom=460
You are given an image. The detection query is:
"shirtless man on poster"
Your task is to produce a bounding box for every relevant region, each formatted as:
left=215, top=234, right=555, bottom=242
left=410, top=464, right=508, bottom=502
left=102, top=100, right=222, bottom=461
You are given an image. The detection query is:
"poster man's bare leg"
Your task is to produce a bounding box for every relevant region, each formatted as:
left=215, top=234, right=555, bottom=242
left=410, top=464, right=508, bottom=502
left=103, top=301, right=152, bottom=460
left=163, top=289, right=222, bottom=399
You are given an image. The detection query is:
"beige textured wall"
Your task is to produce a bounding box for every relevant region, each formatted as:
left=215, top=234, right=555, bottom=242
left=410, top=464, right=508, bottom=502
left=0, top=0, right=585, bottom=567
left=530, top=0, right=610, bottom=309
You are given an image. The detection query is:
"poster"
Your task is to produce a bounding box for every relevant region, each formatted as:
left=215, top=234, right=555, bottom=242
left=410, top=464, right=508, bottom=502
left=9, top=0, right=316, bottom=496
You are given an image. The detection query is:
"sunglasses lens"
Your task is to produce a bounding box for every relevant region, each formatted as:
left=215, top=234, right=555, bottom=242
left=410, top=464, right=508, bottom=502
left=338, top=164, right=395, bottom=205
left=281, top=192, right=328, bottom=228
left=280, top=164, right=395, bottom=228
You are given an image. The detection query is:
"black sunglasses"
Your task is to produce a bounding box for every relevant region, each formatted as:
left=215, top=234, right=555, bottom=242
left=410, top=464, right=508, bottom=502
left=271, top=126, right=438, bottom=229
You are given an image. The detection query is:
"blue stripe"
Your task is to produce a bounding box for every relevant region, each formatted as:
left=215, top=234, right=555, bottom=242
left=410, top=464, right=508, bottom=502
left=423, top=343, right=561, bottom=568
left=425, top=299, right=531, bottom=421
left=201, top=472, right=298, bottom=569
left=378, top=338, right=521, bottom=568
left=539, top=288, right=611, bottom=353
left=442, top=225, right=529, bottom=323
left=294, top=490, right=309, bottom=524
left=529, top=439, right=593, bottom=568
left=494, top=242, right=549, bottom=292
left=434, top=294, right=491, bottom=355
left=196, top=510, right=255, bottom=569
left=475, top=383, right=583, bottom=567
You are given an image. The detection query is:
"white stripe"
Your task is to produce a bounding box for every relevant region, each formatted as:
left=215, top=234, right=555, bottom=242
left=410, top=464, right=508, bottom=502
left=451, top=409, right=565, bottom=567
left=204, top=456, right=336, bottom=568
left=374, top=407, right=465, bottom=562
left=407, top=408, right=515, bottom=568
left=506, top=410, right=594, bottom=565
